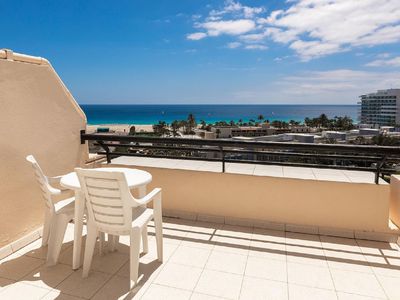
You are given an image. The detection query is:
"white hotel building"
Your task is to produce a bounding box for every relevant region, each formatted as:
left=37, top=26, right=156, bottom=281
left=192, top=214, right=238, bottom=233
left=359, top=89, right=400, bottom=126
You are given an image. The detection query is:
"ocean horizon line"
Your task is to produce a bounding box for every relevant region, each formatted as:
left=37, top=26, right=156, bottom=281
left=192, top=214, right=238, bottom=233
left=80, top=103, right=358, bottom=106
left=80, top=104, right=359, bottom=126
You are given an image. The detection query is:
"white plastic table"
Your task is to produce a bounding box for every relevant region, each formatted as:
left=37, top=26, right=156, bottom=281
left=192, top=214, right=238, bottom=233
left=60, top=167, right=152, bottom=270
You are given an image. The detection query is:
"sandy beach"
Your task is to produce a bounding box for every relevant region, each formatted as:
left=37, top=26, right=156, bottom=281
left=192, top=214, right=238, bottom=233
left=86, top=124, right=154, bottom=133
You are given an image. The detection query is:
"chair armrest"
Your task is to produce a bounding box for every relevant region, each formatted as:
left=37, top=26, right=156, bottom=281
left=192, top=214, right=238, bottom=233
left=47, top=175, right=69, bottom=191
left=135, top=188, right=162, bottom=206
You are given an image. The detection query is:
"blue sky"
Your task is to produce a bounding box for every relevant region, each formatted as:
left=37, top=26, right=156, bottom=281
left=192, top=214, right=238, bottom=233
left=1, top=0, right=400, bottom=104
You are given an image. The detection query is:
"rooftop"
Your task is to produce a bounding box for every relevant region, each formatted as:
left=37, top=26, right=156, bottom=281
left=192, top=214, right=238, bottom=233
left=111, top=156, right=387, bottom=184
left=1, top=218, right=400, bottom=300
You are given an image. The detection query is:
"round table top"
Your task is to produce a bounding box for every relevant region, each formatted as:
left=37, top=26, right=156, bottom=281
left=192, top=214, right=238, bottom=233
left=60, top=167, right=152, bottom=190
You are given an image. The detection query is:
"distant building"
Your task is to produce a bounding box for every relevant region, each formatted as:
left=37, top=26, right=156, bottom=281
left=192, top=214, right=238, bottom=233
left=359, top=89, right=400, bottom=126
left=211, top=124, right=290, bottom=138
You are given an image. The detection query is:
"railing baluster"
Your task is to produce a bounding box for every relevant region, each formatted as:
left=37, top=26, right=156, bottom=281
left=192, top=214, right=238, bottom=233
left=80, top=132, right=400, bottom=184
left=219, top=146, right=225, bottom=173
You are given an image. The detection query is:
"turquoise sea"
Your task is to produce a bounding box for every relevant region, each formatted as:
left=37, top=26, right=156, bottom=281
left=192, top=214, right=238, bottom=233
left=80, top=104, right=359, bottom=125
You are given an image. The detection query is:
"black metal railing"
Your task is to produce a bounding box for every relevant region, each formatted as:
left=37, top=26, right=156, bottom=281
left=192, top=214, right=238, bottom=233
left=80, top=130, right=400, bottom=184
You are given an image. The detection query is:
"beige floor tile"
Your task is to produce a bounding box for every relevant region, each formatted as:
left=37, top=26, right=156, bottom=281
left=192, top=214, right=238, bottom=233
left=376, top=275, right=400, bottom=300
left=21, top=263, right=73, bottom=290
left=90, top=251, right=129, bottom=274
left=194, top=269, right=243, bottom=300
left=213, top=236, right=250, bottom=255
left=191, top=222, right=223, bottom=233
left=42, top=290, right=85, bottom=300
left=140, top=283, right=192, bottom=300
left=0, top=281, right=50, bottom=300
left=249, top=239, right=286, bottom=261
left=58, top=244, right=84, bottom=266
left=285, top=232, right=322, bottom=248
left=116, top=259, right=164, bottom=288
left=56, top=269, right=111, bottom=299
left=337, top=292, right=384, bottom=300
left=240, top=276, right=288, bottom=300
left=181, top=232, right=216, bottom=250
left=286, top=245, right=327, bottom=267
left=252, top=228, right=286, bottom=242
left=91, top=274, right=143, bottom=300
left=321, top=236, right=361, bottom=252
left=190, top=292, right=227, bottom=300
left=170, top=246, right=211, bottom=268
left=288, top=284, right=337, bottom=300
left=245, top=256, right=287, bottom=282
left=217, top=225, right=253, bottom=238
left=140, top=239, right=178, bottom=264
left=154, top=262, right=202, bottom=291
left=357, top=240, right=400, bottom=257
left=205, top=250, right=247, bottom=275
left=253, top=165, right=284, bottom=177
left=213, top=226, right=251, bottom=255
left=287, top=262, right=334, bottom=290
left=0, top=276, right=15, bottom=290
left=330, top=269, right=386, bottom=299
left=0, top=253, right=44, bottom=280
left=325, top=249, right=372, bottom=273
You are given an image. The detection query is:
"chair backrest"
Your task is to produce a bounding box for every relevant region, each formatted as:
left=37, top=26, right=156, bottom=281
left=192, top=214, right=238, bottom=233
left=26, top=155, right=55, bottom=212
left=75, top=168, right=135, bottom=233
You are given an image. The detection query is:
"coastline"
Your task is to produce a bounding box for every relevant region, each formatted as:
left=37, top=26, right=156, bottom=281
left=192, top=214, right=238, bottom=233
left=87, top=124, right=153, bottom=133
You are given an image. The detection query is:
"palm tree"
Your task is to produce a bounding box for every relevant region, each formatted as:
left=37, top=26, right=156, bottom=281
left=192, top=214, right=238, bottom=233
left=186, top=113, right=197, bottom=134
left=152, top=121, right=169, bottom=136
left=199, top=119, right=207, bottom=130
left=171, top=120, right=180, bottom=136
left=215, top=128, right=221, bottom=138
left=128, top=125, right=136, bottom=135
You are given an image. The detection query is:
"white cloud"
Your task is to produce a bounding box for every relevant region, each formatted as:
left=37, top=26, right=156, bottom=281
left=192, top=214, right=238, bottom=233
left=245, top=44, right=268, bottom=50
left=187, top=0, right=400, bottom=60
left=227, top=42, right=242, bottom=49
left=366, top=56, right=400, bottom=67
left=267, top=0, right=400, bottom=59
left=231, top=69, right=400, bottom=104
left=208, top=0, right=264, bottom=20
left=186, top=32, right=207, bottom=40
left=199, top=19, right=256, bottom=36
left=187, top=0, right=263, bottom=48
left=289, top=40, right=345, bottom=61
left=280, top=69, right=400, bottom=97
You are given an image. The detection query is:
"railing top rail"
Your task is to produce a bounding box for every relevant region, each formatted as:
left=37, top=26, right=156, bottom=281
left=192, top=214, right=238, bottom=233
left=81, top=132, right=400, bottom=155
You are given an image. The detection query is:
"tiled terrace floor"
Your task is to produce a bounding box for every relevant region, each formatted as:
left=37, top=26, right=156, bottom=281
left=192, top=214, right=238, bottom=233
left=111, top=157, right=387, bottom=184
left=1, top=218, right=400, bottom=299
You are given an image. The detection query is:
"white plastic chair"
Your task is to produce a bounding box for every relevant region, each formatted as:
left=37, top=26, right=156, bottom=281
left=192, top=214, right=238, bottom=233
left=26, top=155, right=75, bottom=265
left=76, top=168, right=163, bottom=288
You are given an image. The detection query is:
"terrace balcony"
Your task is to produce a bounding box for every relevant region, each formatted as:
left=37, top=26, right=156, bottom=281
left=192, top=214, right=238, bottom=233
left=2, top=50, right=400, bottom=299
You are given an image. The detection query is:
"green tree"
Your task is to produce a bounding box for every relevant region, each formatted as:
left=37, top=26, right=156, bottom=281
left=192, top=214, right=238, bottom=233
left=185, top=113, right=197, bottom=134
left=128, top=125, right=136, bottom=135
left=153, top=121, right=169, bottom=136
left=171, top=120, right=180, bottom=136
left=215, top=128, right=221, bottom=138
left=199, top=119, right=207, bottom=130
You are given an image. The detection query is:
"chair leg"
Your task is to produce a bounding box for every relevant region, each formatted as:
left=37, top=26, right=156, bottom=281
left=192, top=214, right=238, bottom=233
left=46, top=214, right=69, bottom=266
left=82, top=224, right=98, bottom=278
left=109, top=235, right=119, bottom=252
left=130, top=227, right=141, bottom=289
left=99, top=232, right=105, bottom=256
left=41, top=210, right=52, bottom=247
left=142, top=226, right=148, bottom=254
left=153, top=200, right=163, bottom=262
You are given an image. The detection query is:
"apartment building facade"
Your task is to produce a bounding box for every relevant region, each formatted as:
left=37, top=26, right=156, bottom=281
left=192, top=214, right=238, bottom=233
left=359, top=89, right=400, bottom=126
